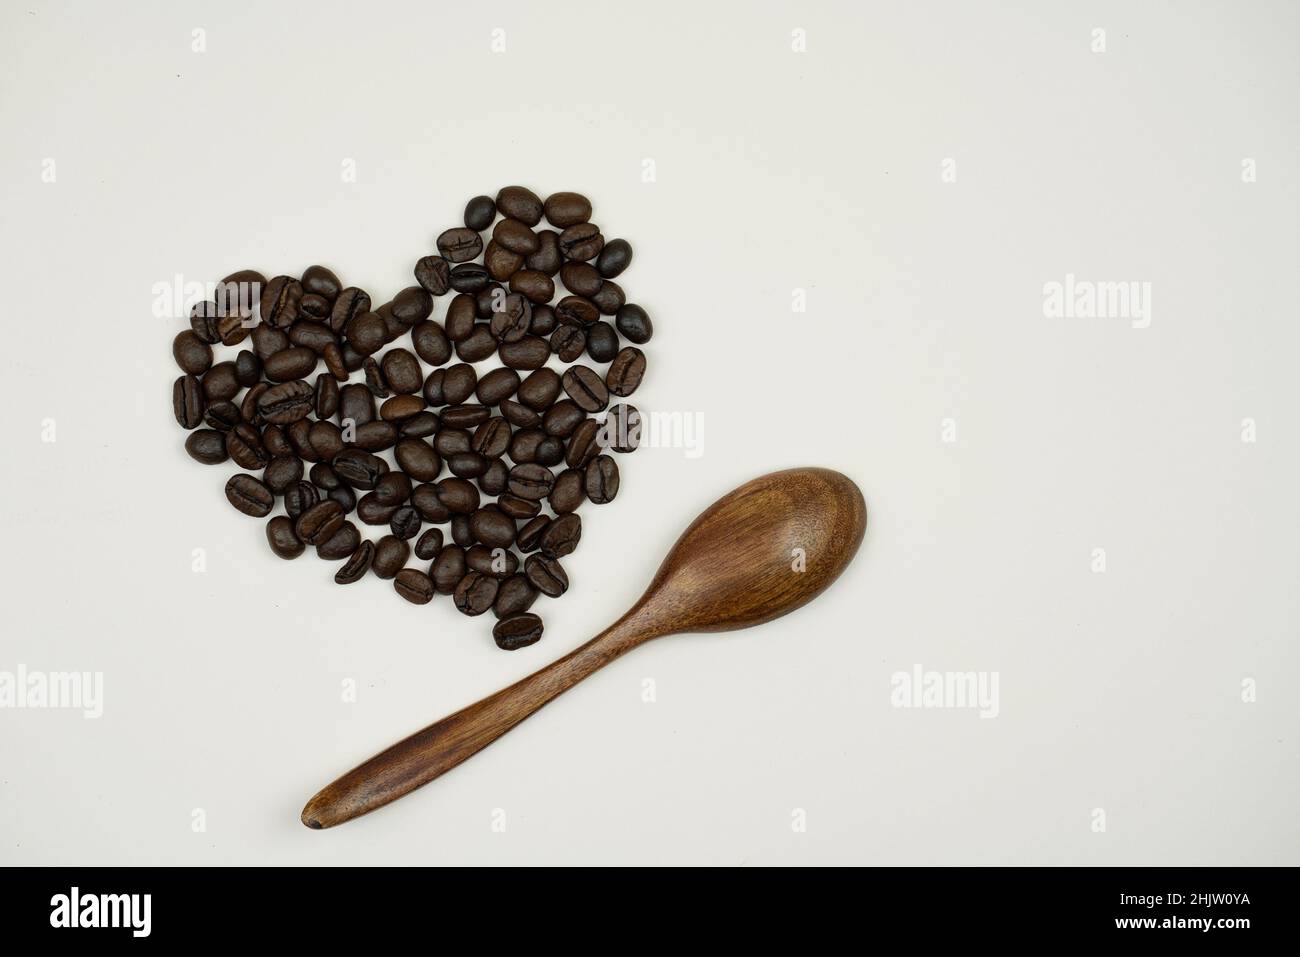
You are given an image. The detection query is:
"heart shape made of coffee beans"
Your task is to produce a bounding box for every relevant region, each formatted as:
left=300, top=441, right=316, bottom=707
left=172, top=186, right=649, bottom=651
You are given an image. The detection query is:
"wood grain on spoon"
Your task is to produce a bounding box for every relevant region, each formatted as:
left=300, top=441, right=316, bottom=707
left=302, top=467, right=867, bottom=829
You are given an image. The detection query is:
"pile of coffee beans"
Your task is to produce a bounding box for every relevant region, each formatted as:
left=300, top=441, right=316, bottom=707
left=172, top=187, right=647, bottom=651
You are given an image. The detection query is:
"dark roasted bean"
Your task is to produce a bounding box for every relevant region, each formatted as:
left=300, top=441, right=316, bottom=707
left=495, top=185, right=543, bottom=225
left=525, top=554, right=569, bottom=597
left=394, top=568, right=434, bottom=604
left=453, top=571, right=499, bottom=616
left=596, top=238, right=633, bottom=278
left=431, top=545, right=468, bottom=594
left=562, top=365, right=609, bottom=413
left=335, top=540, right=375, bottom=584
left=185, top=429, right=228, bottom=464
left=413, top=527, right=445, bottom=561
left=266, top=515, right=305, bottom=559
left=606, top=346, right=646, bottom=397
left=437, top=227, right=484, bottom=264
left=493, top=575, right=539, bottom=619
left=372, top=535, right=410, bottom=579
left=493, top=613, right=544, bottom=650
left=226, top=474, right=274, bottom=517
left=173, top=374, right=205, bottom=429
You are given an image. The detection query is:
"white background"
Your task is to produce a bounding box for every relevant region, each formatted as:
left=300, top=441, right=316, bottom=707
left=1, top=0, right=1297, bottom=865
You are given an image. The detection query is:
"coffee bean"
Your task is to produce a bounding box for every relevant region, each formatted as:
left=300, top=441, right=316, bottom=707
left=371, top=471, right=412, bottom=507
left=558, top=223, right=603, bottom=261
left=217, top=314, right=250, bottom=346
left=560, top=262, right=603, bottom=299
left=364, top=356, right=390, bottom=397
left=251, top=323, right=290, bottom=360
left=173, top=330, right=213, bottom=375
left=357, top=492, right=397, bottom=525
left=414, top=527, right=445, bottom=561
left=507, top=463, right=555, bottom=500
left=566, top=418, right=601, bottom=467
left=332, top=448, right=389, bottom=489
left=496, top=186, right=543, bottom=226
left=345, top=311, right=387, bottom=355
left=483, top=240, right=524, bottom=282
left=285, top=481, right=320, bottom=519
left=372, top=535, right=410, bottom=579
left=544, top=191, right=592, bottom=228
left=241, top=383, right=268, bottom=425
left=604, top=404, right=641, bottom=453
left=189, top=302, right=221, bottom=344
left=352, top=420, right=397, bottom=451
left=450, top=263, right=491, bottom=294
left=436, top=477, right=481, bottom=513
left=489, top=294, right=532, bottom=343
left=441, top=403, right=491, bottom=429
left=261, top=515, right=304, bottom=560
left=543, top=399, right=586, bottom=438
left=591, top=280, right=625, bottom=316
left=498, top=493, right=540, bottom=520
left=493, top=575, right=539, bottom=618
left=227, top=424, right=269, bottom=470
left=525, top=554, right=569, bottom=597
left=500, top=400, right=540, bottom=429
left=535, top=435, right=565, bottom=466
left=338, top=383, right=375, bottom=427
left=562, top=365, right=609, bottom=413
left=263, top=454, right=304, bottom=493
left=515, top=368, right=560, bottom=411
left=493, top=613, right=544, bottom=650
left=451, top=513, right=474, bottom=546
left=264, top=347, right=317, bottom=382
left=492, top=218, right=540, bottom=256
left=330, top=287, right=371, bottom=334
left=393, top=438, right=441, bottom=482
left=204, top=400, right=241, bottom=432
left=434, top=429, right=471, bottom=457
left=390, top=506, right=422, bottom=541
left=464, top=194, right=497, bottom=231
left=432, top=545, right=468, bottom=594
left=414, top=255, right=452, bottom=296
left=437, top=227, right=484, bottom=264
left=295, top=500, right=345, bottom=545
left=515, top=516, right=550, bottom=552
left=548, top=468, right=585, bottom=514
left=596, top=238, right=633, bottom=278
left=555, top=295, right=599, bottom=327
left=173, top=375, right=205, bottom=429
left=313, top=373, right=340, bottom=419
left=550, top=325, right=586, bottom=362
left=454, top=571, right=499, bottom=616
left=475, top=368, right=520, bottom=407
left=202, top=362, right=240, bottom=402
left=300, top=294, right=331, bottom=321
left=317, top=521, right=359, bottom=560
left=410, top=321, right=451, bottom=369
left=394, top=568, right=434, bottom=604
left=264, top=424, right=294, bottom=458
left=584, top=323, right=619, bottom=364
left=184, top=429, right=228, bottom=464
left=585, top=455, right=620, bottom=504
left=526, top=230, right=563, bottom=275
left=391, top=286, right=434, bottom=327
left=480, top=457, right=509, bottom=495
left=261, top=276, right=303, bottom=328
left=288, top=320, right=335, bottom=354
left=378, top=349, right=422, bottom=395
left=615, top=303, right=653, bottom=344
left=470, top=506, right=517, bottom=547
left=539, top=513, right=582, bottom=559
left=226, top=474, right=274, bottom=517
left=509, top=269, right=554, bottom=305
left=606, top=346, right=646, bottom=397
left=335, top=539, right=375, bottom=584
left=472, top=418, right=512, bottom=458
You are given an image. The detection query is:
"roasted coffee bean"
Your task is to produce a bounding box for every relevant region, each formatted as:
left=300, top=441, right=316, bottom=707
left=585, top=455, right=620, bottom=504
left=493, top=613, right=543, bottom=650
left=450, top=262, right=490, bottom=294
left=529, top=304, right=558, bottom=337
left=217, top=314, right=250, bottom=347
left=310, top=462, right=342, bottom=489
left=372, top=535, right=410, bottom=579
left=455, top=324, right=497, bottom=362
left=562, top=365, right=609, bottom=413
left=476, top=284, right=506, bottom=320
left=500, top=400, right=540, bottom=429
left=352, top=420, right=397, bottom=451
left=551, top=324, right=586, bottom=362
left=485, top=240, right=525, bottom=281
left=317, top=521, right=359, bottom=560
left=356, top=492, right=397, bottom=525
left=364, top=356, right=390, bottom=397
left=266, top=515, right=305, bottom=559
left=288, top=320, right=336, bottom=354
left=299, top=264, right=340, bottom=301
left=606, top=346, right=646, bottom=397
left=517, top=368, right=561, bottom=411
left=441, top=364, right=479, bottom=405
left=203, top=400, right=241, bottom=432
left=515, top=515, right=550, bottom=552
left=441, top=295, right=474, bottom=344
left=241, top=383, right=268, bottom=425
left=227, top=424, right=270, bottom=470
left=414, top=255, right=452, bottom=296
left=493, top=575, right=539, bottom=618
left=489, top=294, right=532, bottom=343
left=400, top=411, right=439, bottom=438
left=434, top=429, right=472, bottom=457
left=596, top=238, right=633, bottom=278
left=604, top=404, right=641, bottom=453
left=260, top=275, right=303, bottom=328
left=185, top=429, right=228, bottom=464
left=498, top=493, right=540, bottom=520
left=492, top=218, right=540, bottom=256
left=508, top=463, right=555, bottom=500
left=453, top=571, right=499, bottom=616
left=558, top=223, right=603, bottom=261
left=470, top=506, right=516, bottom=548
left=394, top=568, right=434, bottom=604
left=390, top=506, right=422, bottom=540
left=496, top=185, right=543, bottom=226
left=321, top=342, right=347, bottom=380
left=480, top=455, right=509, bottom=494
left=369, top=471, right=411, bottom=508
left=335, top=539, right=375, bottom=584
left=332, top=448, right=389, bottom=489
left=173, top=375, right=205, bottom=429
left=495, top=334, right=548, bottom=370
left=615, top=303, right=653, bottom=344
left=173, top=330, right=213, bottom=375
left=264, top=423, right=294, bottom=458
left=472, top=418, right=512, bottom=458
left=330, top=287, right=371, bottom=334
left=441, top=403, right=491, bottom=429
left=202, top=361, right=240, bottom=402
left=544, top=191, right=592, bottom=228
left=390, top=437, right=439, bottom=482
left=306, top=420, right=343, bottom=459
left=476, top=368, right=520, bottom=407
left=252, top=323, right=290, bottom=360
left=413, top=527, right=445, bottom=561
left=264, top=347, right=317, bottom=382
left=451, top=513, right=474, bottom=546
left=535, top=435, right=565, bottom=467
left=345, top=311, right=386, bottom=355
left=509, top=428, right=545, bottom=464
left=555, top=295, right=599, bottom=327
left=525, top=554, right=568, bottom=597
left=338, top=383, right=376, bottom=427
left=436, top=477, right=480, bottom=513
left=566, top=417, right=602, bottom=467
left=226, top=474, right=274, bottom=517
left=539, top=513, right=581, bottom=558
left=509, top=269, right=554, bottom=305
left=340, top=343, right=366, bottom=373
left=436, top=227, right=484, bottom=264
left=313, top=373, right=340, bottom=420
left=287, top=419, right=319, bottom=461
left=467, top=544, right=519, bottom=579
left=464, top=194, right=497, bottom=231
left=189, top=302, right=221, bottom=344
left=448, top=451, right=488, bottom=478
left=391, top=286, right=434, bottom=327
left=560, top=262, right=603, bottom=299
left=330, top=484, right=357, bottom=514
left=263, top=454, right=303, bottom=493
left=284, top=481, right=320, bottom=519
left=295, top=500, right=345, bottom=545
left=432, top=545, right=468, bottom=594
left=591, top=280, right=625, bottom=316
left=549, top=468, right=585, bottom=514
left=526, top=230, right=563, bottom=275
left=543, top=399, right=586, bottom=438
left=217, top=269, right=265, bottom=315
left=302, top=295, right=333, bottom=322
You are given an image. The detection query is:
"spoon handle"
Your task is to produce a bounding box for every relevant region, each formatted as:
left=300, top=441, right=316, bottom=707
left=301, top=610, right=654, bottom=829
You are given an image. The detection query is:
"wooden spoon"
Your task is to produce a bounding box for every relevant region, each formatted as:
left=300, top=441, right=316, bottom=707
left=301, top=466, right=867, bottom=829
